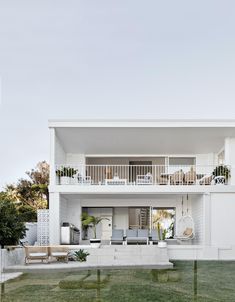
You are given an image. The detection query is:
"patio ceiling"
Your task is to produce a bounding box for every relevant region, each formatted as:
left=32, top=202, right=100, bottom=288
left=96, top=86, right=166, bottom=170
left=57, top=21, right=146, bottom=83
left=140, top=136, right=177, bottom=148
left=62, top=193, right=202, bottom=201
left=55, top=126, right=235, bottom=155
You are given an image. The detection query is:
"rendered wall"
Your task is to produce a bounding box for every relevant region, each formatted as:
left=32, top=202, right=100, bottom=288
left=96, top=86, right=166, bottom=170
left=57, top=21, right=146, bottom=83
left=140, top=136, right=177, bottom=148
left=55, top=133, right=66, bottom=165
left=210, top=193, right=235, bottom=247
left=191, top=195, right=204, bottom=244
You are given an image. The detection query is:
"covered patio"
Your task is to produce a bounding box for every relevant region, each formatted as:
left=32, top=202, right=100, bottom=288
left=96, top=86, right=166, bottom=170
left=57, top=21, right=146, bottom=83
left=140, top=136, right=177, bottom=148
left=58, top=193, right=205, bottom=247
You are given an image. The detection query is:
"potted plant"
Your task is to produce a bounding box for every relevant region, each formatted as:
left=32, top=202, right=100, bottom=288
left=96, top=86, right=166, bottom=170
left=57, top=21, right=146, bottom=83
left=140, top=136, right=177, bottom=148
left=81, top=213, right=109, bottom=248
left=157, top=222, right=167, bottom=248
left=212, top=165, right=230, bottom=184
left=56, top=166, right=78, bottom=185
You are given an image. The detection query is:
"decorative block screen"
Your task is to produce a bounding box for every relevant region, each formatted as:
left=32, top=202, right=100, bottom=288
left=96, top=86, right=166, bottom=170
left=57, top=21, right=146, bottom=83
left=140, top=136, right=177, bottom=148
left=37, top=209, right=49, bottom=246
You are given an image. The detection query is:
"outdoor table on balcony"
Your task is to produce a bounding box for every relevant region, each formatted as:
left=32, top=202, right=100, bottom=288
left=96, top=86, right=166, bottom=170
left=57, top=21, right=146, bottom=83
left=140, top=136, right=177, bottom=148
left=105, top=178, right=127, bottom=185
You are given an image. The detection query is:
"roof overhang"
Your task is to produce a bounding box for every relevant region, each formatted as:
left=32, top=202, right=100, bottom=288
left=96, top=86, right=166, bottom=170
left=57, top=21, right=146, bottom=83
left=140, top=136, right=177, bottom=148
left=49, top=119, right=235, bottom=128
left=49, top=119, right=235, bottom=155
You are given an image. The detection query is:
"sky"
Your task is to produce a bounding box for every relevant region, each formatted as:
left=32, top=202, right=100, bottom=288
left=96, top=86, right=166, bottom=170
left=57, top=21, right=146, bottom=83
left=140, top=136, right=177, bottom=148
left=0, top=0, right=235, bottom=188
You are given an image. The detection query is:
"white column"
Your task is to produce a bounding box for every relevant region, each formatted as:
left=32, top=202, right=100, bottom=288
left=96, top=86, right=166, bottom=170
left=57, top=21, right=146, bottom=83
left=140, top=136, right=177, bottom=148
left=49, top=128, right=56, bottom=185
left=224, top=137, right=235, bottom=185
left=202, top=193, right=211, bottom=246
left=49, top=192, right=61, bottom=245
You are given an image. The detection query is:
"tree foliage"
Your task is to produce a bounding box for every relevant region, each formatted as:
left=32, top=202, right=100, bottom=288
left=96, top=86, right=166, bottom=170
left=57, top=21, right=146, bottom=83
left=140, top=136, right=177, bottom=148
left=18, top=204, right=37, bottom=222
left=0, top=199, right=27, bottom=248
left=4, top=161, right=49, bottom=209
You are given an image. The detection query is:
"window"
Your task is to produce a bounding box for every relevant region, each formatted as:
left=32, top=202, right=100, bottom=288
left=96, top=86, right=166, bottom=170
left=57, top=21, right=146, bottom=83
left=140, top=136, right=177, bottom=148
left=152, top=208, right=175, bottom=239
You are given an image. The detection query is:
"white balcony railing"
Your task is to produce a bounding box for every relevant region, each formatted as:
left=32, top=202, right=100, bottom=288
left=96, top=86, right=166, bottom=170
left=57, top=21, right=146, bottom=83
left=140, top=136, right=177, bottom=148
left=55, top=164, right=231, bottom=186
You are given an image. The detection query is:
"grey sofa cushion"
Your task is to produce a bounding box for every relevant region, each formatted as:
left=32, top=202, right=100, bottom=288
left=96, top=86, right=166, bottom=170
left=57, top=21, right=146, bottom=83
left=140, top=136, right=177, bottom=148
left=111, top=229, right=124, bottom=240
left=138, top=229, right=149, bottom=238
left=126, top=229, right=138, bottom=238
left=151, top=229, right=160, bottom=241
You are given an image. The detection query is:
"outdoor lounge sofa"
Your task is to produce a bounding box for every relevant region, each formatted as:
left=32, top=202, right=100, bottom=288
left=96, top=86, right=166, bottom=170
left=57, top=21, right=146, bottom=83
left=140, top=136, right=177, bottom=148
left=25, top=246, right=49, bottom=264
left=126, top=229, right=149, bottom=244
left=136, top=173, right=153, bottom=185
left=25, top=246, right=69, bottom=264
left=49, top=246, right=69, bottom=262
left=110, top=229, right=124, bottom=245
left=150, top=229, right=160, bottom=244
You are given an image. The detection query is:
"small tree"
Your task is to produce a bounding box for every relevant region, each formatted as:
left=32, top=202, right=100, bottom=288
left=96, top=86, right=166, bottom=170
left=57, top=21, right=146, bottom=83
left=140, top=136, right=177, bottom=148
left=18, top=204, right=37, bottom=222
left=81, top=213, right=109, bottom=239
left=0, top=199, right=26, bottom=248
left=26, top=161, right=50, bottom=208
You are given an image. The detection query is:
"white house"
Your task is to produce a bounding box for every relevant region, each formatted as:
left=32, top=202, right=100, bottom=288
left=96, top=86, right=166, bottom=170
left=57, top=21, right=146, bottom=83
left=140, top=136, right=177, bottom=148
left=48, top=119, right=235, bottom=260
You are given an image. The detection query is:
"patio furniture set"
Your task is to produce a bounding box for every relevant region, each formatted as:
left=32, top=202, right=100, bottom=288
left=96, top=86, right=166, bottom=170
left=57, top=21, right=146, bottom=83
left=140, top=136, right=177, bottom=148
left=110, top=229, right=161, bottom=245
left=24, top=246, right=69, bottom=264
left=161, top=170, right=226, bottom=185
left=68, top=171, right=225, bottom=186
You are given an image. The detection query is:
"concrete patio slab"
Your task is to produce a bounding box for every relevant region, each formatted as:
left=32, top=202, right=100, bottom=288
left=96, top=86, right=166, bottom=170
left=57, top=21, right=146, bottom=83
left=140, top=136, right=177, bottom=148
left=0, top=272, right=23, bottom=283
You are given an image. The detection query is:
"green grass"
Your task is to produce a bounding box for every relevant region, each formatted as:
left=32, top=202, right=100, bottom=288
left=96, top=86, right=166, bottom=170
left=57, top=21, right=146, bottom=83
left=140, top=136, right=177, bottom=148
left=1, top=261, right=235, bottom=301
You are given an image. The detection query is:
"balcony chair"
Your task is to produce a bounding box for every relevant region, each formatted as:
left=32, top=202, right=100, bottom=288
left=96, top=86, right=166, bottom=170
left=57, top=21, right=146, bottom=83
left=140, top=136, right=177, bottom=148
left=184, top=168, right=196, bottom=185
left=199, top=174, right=214, bottom=185
left=170, top=170, right=184, bottom=185
left=110, top=229, right=124, bottom=245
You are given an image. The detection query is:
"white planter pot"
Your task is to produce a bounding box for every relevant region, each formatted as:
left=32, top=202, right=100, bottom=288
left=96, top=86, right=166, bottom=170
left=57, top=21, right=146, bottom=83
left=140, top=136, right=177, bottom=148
left=60, top=176, right=71, bottom=185
left=214, top=176, right=226, bottom=185
left=70, top=177, right=78, bottom=185
left=90, top=239, right=101, bottom=248
left=158, top=241, right=167, bottom=248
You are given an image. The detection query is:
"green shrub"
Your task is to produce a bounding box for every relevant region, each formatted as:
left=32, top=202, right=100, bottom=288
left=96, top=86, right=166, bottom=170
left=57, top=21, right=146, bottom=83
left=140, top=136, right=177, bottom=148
left=212, top=165, right=230, bottom=180
left=74, top=249, right=90, bottom=262
left=56, top=167, right=78, bottom=178
left=0, top=199, right=26, bottom=248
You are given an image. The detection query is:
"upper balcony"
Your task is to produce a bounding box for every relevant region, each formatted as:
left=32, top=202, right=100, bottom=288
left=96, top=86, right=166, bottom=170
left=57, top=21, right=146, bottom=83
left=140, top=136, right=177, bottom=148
left=55, top=164, right=231, bottom=186
left=49, top=119, right=235, bottom=189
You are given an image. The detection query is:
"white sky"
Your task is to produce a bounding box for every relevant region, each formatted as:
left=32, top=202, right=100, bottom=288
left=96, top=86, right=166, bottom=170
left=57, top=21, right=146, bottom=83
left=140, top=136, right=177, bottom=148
left=0, top=0, right=235, bottom=188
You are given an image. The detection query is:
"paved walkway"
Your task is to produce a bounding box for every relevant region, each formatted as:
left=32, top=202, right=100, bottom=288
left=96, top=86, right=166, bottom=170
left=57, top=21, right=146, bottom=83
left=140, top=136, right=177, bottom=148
left=0, top=272, right=23, bottom=283
left=5, top=261, right=172, bottom=273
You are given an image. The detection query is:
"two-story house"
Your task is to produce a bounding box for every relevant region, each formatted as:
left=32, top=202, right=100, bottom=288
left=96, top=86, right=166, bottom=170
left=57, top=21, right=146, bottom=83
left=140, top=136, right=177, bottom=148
left=48, top=119, right=235, bottom=259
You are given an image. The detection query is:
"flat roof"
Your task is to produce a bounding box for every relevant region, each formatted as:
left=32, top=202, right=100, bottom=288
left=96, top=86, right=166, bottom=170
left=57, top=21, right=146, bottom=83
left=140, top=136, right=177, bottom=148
left=48, top=119, right=235, bottom=128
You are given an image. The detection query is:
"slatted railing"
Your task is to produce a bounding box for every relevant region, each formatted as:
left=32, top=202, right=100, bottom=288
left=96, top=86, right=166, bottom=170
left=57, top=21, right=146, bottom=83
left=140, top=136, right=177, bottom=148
left=55, top=164, right=230, bottom=186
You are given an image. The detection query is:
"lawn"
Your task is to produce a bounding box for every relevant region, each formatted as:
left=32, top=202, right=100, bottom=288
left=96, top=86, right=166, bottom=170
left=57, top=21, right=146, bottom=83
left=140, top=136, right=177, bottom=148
left=1, top=261, right=235, bottom=302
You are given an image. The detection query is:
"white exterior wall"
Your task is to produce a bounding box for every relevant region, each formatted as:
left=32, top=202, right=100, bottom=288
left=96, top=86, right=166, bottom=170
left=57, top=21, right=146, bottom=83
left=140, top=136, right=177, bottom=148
left=224, top=137, right=235, bottom=184
left=22, top=223, right=37, bottom=245
left=49, top=192, right=61, bottom=244
left=60, top=195, right=68, bottom=223
left=67, top=199, right=82, bottom=230
left=113, top=207, right=129, bottom=230
left=86, top=154, right=216, bottom=167
left=210, top=193, right=235, bottom=247
left=66, top=153, right=86, bottom=176
left=55, top=133, right=66, bottom=164
left=191, top=195, right=204, bottom=244
left=66, top=153, right=85, bottom=165
left=196, top=153, right=217, bottom=174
